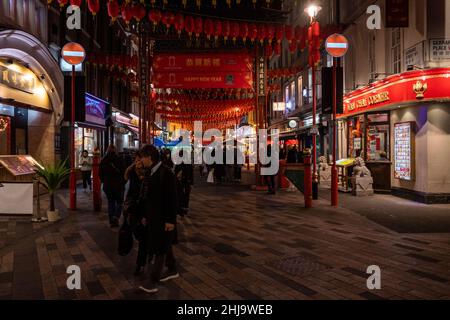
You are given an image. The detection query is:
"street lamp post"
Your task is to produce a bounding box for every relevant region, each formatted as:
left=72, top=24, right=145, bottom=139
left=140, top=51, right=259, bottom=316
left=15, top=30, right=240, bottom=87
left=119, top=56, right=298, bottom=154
left=305, top=4, right=321, bottom=201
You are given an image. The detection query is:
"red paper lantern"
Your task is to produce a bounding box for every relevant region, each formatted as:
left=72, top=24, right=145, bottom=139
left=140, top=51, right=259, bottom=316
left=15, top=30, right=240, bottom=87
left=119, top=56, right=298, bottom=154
left=239, top=22, right=248, bottom=42
left=132, top=3, right=146, bottom=21
left=174, top=13, right=184, bottom=35
left=162, top=11, right=175, bottom=29
left=87, top=0, right=100, bottom=16
left=194, top=17, right=203, bottom=37
left=275, top=24, right=284, bottom=43
left=184, top=16, right=195, bottom=36
left=148, top=9, right=162, bottom=26
left=121, top=4, right=133, bottom=24
left=295, top=25, right=303, bottom=41
left=70, top=0, right=82, bottom=7
left=107, top=0, right=120, bottom=22
left=257, top=24, right=267, bottom=44
left=267, top=24, right=275, bottom=44
left=222, top=20, right=230, bottom=40
left=204, top=18, right=214, bottom=40
left=289, top=40, right=297, bottom=53
left=285, top=25, right=294, bottom=43
left=213, top=20, right=222, bottom=40
left=248, top=23, right=257, bottom=42
left=231, top=21, right=240, bottom=43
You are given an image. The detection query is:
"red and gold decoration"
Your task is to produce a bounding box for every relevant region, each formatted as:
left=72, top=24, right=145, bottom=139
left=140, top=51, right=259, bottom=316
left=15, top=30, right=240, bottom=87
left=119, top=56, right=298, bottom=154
left=107, top=0, right=120, bottom=22
left=87, top=0, right=100, bottom=15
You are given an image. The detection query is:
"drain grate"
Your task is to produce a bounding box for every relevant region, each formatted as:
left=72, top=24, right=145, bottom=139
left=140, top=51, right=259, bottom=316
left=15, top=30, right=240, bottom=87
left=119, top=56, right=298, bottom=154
left=267, top=256, right=330, bottom=276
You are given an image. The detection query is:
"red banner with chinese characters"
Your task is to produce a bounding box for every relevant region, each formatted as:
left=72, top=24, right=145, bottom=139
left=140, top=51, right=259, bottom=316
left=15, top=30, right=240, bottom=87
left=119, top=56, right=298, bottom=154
left=153, top=72, right=253, bottom=89
left=153, top=53, right=252, bottom=73
left=341, top=68, right=450, bottom=117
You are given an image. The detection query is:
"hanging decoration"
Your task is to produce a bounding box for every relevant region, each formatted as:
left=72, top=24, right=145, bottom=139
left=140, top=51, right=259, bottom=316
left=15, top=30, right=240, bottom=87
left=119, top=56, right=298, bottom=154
left=174, top=13, right=185, bottom=36
left=239, top=22, right=248, bottom=43
left=57, top=0, right=68, bottom=9
left=204, top=19, right=214, bottom=40
left=132, top=3, right=146, bottom=21
left=70, top=0, right=82, bottom=7
left=121, top=3, right=134, bottom=24
left=149, top=9, right=162, bottom=27
left=87, top=0, right=100, bottom=15
left=213, top=20, right=222, bottom=41
left=194, top=16, right=203, bottom=38
left=107, top=0, right=120, bottom=22
left=184, top=16, right=195, bottom=37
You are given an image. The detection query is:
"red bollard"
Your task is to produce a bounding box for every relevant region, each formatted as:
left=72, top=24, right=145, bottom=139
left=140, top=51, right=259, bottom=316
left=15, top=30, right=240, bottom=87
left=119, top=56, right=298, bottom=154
left=92, top=148, right=102, bottom=212
left=303, top=151, right=313, bottom=208
left=331, top=164, right=338, bottom=207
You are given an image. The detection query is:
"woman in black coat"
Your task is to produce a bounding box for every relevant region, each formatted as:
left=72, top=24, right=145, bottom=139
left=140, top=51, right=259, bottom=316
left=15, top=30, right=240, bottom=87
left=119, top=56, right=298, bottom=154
left=123, top=152, right=147, bottom=275
left=138, top=145, right=179, bottom=293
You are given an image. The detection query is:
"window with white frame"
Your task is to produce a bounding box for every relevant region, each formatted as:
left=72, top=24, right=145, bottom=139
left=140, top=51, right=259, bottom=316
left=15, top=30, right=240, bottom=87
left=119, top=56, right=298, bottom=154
left=297, top=76, right=303, bottom=107
left=308, top=68, right=313, bottom=103
left=391, top=28, right=401, bottom=74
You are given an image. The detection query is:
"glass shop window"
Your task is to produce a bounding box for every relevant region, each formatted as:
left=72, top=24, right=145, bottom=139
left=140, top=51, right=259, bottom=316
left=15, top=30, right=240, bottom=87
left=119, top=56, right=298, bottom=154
left=347, top=115, right=365, bottom=158
left=366, top=113, right=390, bottom=161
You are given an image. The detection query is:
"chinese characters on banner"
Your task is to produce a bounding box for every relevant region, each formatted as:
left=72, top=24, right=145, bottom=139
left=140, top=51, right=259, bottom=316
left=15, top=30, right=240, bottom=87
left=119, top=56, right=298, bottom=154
left=257, top=56, right=266, bottom=97
left=152, top=53, right=253, bottom=89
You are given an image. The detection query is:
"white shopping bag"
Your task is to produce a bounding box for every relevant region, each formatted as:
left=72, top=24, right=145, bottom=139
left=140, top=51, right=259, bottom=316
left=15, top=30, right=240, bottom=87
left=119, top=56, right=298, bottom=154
left=207, top=169, right=215, bottom=183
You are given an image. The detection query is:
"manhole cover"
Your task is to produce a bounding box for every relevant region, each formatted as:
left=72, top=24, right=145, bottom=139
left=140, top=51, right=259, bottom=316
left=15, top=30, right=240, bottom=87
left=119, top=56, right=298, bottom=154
left=267, top=256, right=330, bottom=276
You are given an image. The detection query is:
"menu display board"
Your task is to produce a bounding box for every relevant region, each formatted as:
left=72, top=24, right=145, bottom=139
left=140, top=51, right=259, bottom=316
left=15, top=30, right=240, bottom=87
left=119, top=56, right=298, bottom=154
left=394, top=122, right=414, bottom=181
left=0, top=155, right=42, bottom=176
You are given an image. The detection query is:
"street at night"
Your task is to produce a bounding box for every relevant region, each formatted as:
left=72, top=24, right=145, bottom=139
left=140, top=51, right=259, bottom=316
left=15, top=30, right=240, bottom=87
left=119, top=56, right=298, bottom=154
left=1, top=0, right=450, bottom=313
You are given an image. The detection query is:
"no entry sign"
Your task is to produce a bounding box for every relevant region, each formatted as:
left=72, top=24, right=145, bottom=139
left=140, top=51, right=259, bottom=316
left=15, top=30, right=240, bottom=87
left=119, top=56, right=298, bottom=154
left=61, top=42, right=86, bottom=65
left=325, top=34, right=349, bottom=58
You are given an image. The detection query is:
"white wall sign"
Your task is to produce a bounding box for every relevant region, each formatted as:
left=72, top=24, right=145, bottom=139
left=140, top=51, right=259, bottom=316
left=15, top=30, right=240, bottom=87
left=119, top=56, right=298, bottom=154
left=429, top=39, right=450, bottom=61
left=0, top=183, right=33, bottom=214
left=404, top=42, right=424, bottom=68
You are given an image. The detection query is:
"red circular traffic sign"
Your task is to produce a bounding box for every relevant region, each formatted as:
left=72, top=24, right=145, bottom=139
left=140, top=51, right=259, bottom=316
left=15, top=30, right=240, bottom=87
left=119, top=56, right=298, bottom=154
left=61, top=42, right=86, bottom=65
left=325, top=34, right=349, bottom=58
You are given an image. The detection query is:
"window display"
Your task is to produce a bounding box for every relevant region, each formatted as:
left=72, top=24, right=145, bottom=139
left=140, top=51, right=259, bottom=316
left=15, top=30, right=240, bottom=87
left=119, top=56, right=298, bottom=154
left=394, top=122, right=414, bottom=181
left=348, top=115, right=364, bottom=158
left=366, top=113, right=390, bottom=161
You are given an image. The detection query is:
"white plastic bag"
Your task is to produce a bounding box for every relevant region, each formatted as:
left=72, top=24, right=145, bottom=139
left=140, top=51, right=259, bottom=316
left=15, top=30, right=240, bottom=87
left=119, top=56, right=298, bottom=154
left=207, top=169, right=214, bottom=183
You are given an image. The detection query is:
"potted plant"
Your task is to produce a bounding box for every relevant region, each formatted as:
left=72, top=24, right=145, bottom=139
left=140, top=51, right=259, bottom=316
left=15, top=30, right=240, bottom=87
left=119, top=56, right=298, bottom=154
left=36, top=160, right=70, bottom=222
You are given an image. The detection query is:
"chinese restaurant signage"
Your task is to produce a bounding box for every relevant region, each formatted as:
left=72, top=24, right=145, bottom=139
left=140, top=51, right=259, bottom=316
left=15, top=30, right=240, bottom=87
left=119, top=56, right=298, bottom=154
left=342, top=68, right=450, bottom=116
left=153, top=53, right=252, bottom=72
left=0, top=59, right=51, bottom=111
left=0, top=64, right=35, bottom=94
left=394, top=122, right=414, bottom=181
left=257, top=56, right=266, bottom=96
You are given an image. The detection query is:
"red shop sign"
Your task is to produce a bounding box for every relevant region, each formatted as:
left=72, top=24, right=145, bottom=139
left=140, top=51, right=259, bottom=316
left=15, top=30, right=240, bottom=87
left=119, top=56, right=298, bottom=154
left=153, top=72, right=253, bottom=89
left=341, top=68, right=450, bottom=117
left=153, top=53, right=252, bottom=73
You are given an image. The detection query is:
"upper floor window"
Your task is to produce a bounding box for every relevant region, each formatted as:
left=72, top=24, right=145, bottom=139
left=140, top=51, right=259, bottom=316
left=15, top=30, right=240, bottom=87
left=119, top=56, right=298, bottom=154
left=391, top=28, right=401, bottom=74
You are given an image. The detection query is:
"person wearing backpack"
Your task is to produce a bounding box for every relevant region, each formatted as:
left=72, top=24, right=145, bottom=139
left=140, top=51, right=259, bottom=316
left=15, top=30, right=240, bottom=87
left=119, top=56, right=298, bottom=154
left=99, top=144, right=126, bottom=227
left=137, top=144, right=179, bottom=294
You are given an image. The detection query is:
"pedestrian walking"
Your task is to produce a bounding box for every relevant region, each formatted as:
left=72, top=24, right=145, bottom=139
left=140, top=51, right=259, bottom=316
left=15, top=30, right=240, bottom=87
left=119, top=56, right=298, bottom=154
left=99, top=144, right=126, bottom=227
left=79, top=150, right=92, bottom=192
left=123, top=151, right=148, bottom=275
left=138, top=144, right=179, bottom=294
left=264, top=144, right=276, bottom=195
left=175, top=158, right=194, bottom=216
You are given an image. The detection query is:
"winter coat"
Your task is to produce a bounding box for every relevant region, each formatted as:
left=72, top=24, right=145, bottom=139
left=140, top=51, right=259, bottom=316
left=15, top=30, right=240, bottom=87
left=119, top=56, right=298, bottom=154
left=139, top=162, right=179, bottom=255
left=99, top=153, right=126, bottom=194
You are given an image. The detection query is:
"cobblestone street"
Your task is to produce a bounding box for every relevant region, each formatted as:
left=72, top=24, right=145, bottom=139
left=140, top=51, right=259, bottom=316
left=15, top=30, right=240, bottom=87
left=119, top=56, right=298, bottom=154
left=1, top=177, right=450, bottom=300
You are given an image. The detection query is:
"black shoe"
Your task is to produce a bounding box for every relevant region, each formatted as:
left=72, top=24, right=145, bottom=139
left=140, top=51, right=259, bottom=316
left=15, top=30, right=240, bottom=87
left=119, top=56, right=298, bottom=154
left=159, top=270, right=179, bottom=282
left=139, top=281, right=158, bottom=294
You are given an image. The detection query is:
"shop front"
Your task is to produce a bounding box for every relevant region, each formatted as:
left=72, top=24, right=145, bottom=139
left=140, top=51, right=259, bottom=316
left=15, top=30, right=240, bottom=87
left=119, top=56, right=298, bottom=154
left=339, top=68, right=450, bottom=203
left=0, top=32, right=63, bottom=164
left=112, top=110, right=139, bottom=152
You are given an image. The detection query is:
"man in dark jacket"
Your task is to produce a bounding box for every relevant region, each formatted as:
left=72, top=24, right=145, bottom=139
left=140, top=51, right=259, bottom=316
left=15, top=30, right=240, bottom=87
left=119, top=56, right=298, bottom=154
left=99, top=145, right=125, bottom=227
left=138, top=144, right=179, bottom=294
left=174, top=150, right=194, bottom=216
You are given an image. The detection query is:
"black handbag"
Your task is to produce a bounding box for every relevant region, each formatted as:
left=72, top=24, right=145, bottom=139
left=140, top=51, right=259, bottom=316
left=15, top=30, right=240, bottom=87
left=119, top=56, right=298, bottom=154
left=117, top=220, right=133, bottom=256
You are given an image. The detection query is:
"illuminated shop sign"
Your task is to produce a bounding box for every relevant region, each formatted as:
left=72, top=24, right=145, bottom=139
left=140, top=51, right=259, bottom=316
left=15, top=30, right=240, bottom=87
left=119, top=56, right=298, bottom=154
left=0, top=64, right=35, bottom=94
left=85, top=93, right=107, bottom=126
left=394, top=122, right=414, bottom=181
left=342, top=68, right=450, bottom=116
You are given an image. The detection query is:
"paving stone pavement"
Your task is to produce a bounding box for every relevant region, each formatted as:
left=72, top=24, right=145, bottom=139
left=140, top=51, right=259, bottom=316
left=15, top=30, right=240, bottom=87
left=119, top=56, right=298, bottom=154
left=0, top=177, right=450, bottom=300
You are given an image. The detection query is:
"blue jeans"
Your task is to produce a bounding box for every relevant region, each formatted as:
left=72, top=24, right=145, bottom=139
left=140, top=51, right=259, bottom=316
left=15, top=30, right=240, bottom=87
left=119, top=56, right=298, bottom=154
left=105, top=190, right=124, bottom=223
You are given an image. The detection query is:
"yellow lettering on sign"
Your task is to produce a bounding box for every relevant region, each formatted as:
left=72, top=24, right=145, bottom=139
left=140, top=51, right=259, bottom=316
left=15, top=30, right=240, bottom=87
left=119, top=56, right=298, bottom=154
left=203, top=58, right=211, bottom=67
left=195, top=58, right=202, bottom=67
left=186, top=59, right=193, bottom=67
left=212, top=58, right=220, bottom=66
left=346, top=91, right=390, bottom=112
